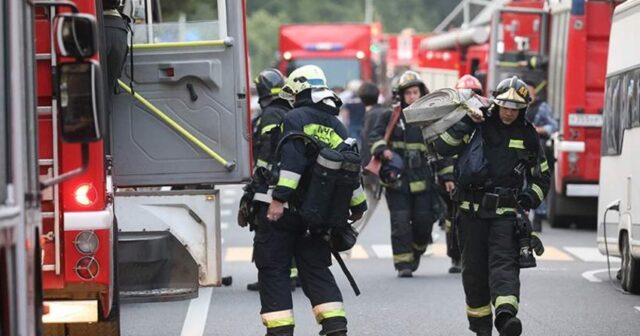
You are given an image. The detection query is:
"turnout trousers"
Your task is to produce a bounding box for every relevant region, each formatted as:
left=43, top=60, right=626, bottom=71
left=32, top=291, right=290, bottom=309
left=444, top=197, right=461, bottom=262
left=385, top=186, right=435, bottom=271
left=253, top=206, right=346, bottom=336
left=457, top=211, right=521, bottom=333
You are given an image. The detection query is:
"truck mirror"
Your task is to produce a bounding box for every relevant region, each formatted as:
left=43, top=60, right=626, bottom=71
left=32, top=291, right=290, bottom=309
left=57, top=62, right=103, bottom=143
left=54, top=13, right=98, bottom=58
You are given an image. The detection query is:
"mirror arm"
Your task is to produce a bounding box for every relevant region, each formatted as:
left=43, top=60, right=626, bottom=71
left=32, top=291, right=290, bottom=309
left=40, top=143, right=90, bottom=189
left=31, top=0, right=78, bottom=13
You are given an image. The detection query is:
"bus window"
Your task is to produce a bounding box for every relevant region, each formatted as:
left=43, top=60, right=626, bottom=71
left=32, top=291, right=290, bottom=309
left=602, top=76, right=621, bottom=156
left=134, top=0, right=221, bottom=44
left=633, top=69, right=640, bottom=127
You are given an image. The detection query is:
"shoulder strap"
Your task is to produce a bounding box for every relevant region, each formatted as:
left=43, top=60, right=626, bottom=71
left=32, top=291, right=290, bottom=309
left=383, top=105, right=402, bottom=142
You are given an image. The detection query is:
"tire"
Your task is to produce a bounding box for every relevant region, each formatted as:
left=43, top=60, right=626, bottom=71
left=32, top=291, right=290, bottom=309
left=620, top=233, right=640, bottom=295
left=548, top=181, right=570, bottom=228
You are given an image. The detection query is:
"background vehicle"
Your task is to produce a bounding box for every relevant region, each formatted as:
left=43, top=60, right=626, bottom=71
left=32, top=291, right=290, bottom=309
left=597, top=0, right=640, bottom=294
left=547, top=0, right=620, bottom=228
left=278, top=23, right=383, bottom=88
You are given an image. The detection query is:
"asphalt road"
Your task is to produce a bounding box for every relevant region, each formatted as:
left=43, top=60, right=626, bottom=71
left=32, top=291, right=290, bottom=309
left=121, top=185, right=640, bottom=336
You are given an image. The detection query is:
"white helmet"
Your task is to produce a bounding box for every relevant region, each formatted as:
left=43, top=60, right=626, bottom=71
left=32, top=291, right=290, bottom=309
left=279, top=65, right=329, bottom=101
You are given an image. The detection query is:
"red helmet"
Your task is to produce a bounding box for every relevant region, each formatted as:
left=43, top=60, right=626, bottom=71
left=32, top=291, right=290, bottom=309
left=455, top=74, right=483, bottom=94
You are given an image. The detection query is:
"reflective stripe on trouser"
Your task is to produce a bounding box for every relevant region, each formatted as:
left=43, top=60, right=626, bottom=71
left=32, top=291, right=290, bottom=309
left=457, top=212, right=520, bottom=333
left=261, top=310, right=295, bottom=329
left=313, top=302, right=346, bottom=323
left=385, top=187, right=435, bottom=270
left=253, top=208, right=345, bottom=334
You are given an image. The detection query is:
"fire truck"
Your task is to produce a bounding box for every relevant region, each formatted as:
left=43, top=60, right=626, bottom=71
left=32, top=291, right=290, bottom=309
left=2, top=2, right=45, bottom=335
left=546, top=0, right=620, bottom=227
left=419, top=0, right=619, bottom=227
left=3, top=0, right=115, bottom=335
left=29, top=0, right=250, bottom=335
left=278, top=23, right=384, bottom=88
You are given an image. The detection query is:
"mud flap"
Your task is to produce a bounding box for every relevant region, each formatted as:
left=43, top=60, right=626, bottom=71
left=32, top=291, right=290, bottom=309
left=114, top=189, right=221, bottom=302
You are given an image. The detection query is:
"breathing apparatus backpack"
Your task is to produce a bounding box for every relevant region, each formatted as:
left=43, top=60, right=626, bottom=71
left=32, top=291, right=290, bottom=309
left=275, top=133, right=362, bottom=230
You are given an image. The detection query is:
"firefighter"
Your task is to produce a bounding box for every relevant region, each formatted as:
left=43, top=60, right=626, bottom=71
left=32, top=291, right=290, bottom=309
left=369, top=70, right=436, bottom=277
left=433, top=76, right=550, bottom=336
left=254, top=65, right=367, bottom=336
left=354, top=81, right=386, bottom=233
left=240, top=68, right=297, bottom=292
left=102, top=0, right=129, bottom=94
left=441, top=74, right=486, bottom=274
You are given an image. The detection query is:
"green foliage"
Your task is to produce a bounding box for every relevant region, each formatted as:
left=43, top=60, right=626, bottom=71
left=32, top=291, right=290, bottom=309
left=245, top=0, right=460, bottom=77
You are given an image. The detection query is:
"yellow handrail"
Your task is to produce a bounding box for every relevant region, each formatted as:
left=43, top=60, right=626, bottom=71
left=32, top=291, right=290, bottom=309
left=117, top=79, right=234, bottom=171
left=132, top=40, right=227, bottom=50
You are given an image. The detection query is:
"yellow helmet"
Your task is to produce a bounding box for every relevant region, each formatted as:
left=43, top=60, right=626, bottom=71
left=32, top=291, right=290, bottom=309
left=279, top=65, right=328, bottom=101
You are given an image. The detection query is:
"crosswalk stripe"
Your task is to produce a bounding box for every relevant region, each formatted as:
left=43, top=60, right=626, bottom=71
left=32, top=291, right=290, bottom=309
left=225, top=247, right=253, bottom=262
left=220, top=245, right=605, bottom=263
left=537, top=246, right=574, bottom=261
left=349, top=245, right=369, bottom=259
left=371, top=244, right=392, bottom=259
left=564, top=247, right=620, bottom=263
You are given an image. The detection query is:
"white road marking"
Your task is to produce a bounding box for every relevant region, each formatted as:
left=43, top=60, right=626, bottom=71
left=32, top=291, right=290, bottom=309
left=221, top=222, right=229, bottom=230
left=564, top=247, right=620, bottom=263
left=581, top=268, right=612, bottom=283
left=180, top=287, right=213, bottom=336
left=634, top=306, right=640, bottom=313
left=371, top=244, right=392, bottom=258
left=220, top=209, right=232, bottom=217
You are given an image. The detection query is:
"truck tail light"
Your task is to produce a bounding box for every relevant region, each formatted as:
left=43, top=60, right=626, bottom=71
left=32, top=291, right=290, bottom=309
left=74, top=183, right=97, bottom=207
left=74, top=231, right=99, bottom=254
left=75, top=256, right=99, bottom=280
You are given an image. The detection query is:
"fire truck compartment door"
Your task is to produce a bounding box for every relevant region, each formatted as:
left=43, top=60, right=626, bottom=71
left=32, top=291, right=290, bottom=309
left=110, top=2, right=250, bottom=187
left=114, top=189, right=221, bottom=286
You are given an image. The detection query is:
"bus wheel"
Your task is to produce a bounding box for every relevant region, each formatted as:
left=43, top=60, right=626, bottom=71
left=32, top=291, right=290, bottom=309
left=621, top=233, right=640, bottom=294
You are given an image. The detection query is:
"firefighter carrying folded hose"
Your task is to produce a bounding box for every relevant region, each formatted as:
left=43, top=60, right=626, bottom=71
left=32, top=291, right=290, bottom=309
left=369, top=71, right=439, bottom=277
left=433, top=76, right=549, bottom=336
left=252, top=65, right=367, bottom=336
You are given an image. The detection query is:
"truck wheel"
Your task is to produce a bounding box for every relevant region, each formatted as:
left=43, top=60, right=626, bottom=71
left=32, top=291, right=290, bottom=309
left=548, top=181, right=570, bottom=228
left=621, top=233, right=640, bottom=294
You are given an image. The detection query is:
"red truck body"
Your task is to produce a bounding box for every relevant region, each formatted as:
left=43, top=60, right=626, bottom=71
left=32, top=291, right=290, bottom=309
left=278, top=23, right=382, bottom=88
left=35, top=0, right=116, bottom=326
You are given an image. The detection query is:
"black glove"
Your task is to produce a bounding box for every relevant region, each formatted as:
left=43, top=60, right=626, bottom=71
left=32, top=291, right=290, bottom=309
left=530, top=232, right=545, bottom=256
left=517, top=193, right=534, bottom=211
left=237, top=191, right=255, bottom=228
left=348, top=210, right=364, bottom=222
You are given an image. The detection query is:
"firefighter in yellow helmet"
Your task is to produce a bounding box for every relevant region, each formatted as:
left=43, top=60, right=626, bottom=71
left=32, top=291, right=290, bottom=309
left=254, top=65, right=366, bottom=336
left=369, top=70, right=437, bottom=277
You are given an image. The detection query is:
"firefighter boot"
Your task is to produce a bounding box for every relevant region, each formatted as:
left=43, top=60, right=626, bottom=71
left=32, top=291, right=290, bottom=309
left=475, top=330, right=492, bottom=336
left=448, top=258, right=462, bottom=274
left=247, top=281, right=260, bottom=291
left=495, top=312, right=522, bottom=336
left=397, top=268, right=413, bottom=278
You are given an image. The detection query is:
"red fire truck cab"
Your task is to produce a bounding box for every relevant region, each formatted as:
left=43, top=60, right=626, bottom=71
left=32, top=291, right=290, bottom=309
left=278, top=23, right=383, bottom=88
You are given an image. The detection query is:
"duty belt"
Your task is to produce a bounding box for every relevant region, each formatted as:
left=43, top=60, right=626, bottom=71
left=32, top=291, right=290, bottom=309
left=456, top=187, right=518, bottom=211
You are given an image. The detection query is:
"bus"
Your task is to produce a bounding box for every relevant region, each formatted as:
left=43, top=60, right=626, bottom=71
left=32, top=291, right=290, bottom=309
left=597, top=0, right=640, bottom=294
